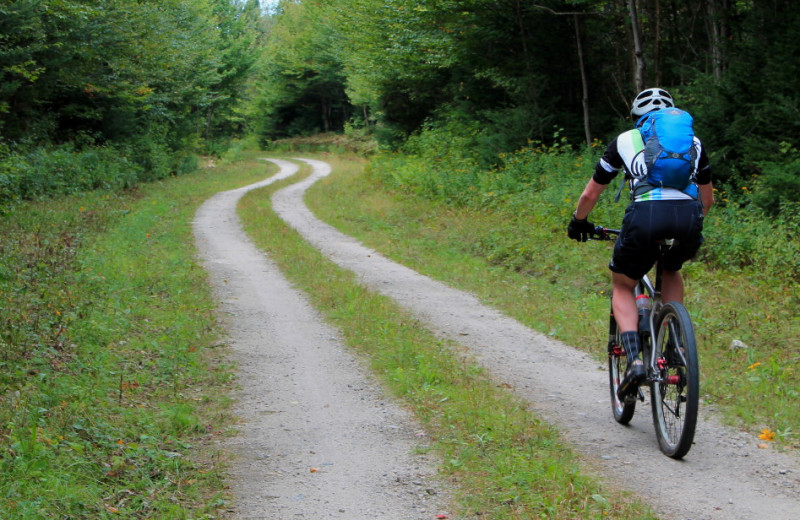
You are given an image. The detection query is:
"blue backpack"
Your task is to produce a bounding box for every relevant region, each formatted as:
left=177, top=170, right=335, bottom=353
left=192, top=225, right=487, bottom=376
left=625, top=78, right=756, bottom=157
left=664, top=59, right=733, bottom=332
left=638, top=108, right=698, bottom=190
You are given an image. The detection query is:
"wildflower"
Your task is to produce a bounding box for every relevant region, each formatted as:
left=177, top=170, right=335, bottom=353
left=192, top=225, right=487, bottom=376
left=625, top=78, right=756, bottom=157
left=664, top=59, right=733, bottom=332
left=758, top=428, right=776, bottom=441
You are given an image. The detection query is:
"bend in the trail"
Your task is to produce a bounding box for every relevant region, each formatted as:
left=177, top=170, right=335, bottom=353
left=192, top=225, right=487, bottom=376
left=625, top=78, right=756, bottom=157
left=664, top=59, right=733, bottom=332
left=268, top=157, right=800, bottom=520
left=193, top=159, right=448, bottom=520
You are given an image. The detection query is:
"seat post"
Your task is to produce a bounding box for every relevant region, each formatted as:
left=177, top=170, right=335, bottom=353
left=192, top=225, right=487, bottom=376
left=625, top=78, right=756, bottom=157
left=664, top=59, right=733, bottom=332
left=654, top=240, right=674, bottom=302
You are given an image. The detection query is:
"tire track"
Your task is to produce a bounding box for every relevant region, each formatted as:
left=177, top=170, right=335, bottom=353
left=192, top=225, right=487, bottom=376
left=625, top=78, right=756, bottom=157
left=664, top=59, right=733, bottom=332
left=193, top=159, right=448, bottom=520
left=268, top=157, right=800, bottom=520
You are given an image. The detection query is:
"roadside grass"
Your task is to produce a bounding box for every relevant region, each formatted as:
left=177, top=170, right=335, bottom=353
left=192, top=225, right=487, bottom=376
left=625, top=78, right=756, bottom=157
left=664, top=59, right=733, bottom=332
left=3, top=146, right=793, bottom=519
left=0, top=154, right=270, bottom=519
left=303, top=154, right=800, bottom=449
left=237, top=155, right=657, bottom=519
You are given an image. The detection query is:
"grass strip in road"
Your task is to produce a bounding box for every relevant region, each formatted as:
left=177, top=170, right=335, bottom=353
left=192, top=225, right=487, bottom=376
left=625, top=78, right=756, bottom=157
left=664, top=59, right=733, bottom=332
left=237, top=158, right=657, bottom=520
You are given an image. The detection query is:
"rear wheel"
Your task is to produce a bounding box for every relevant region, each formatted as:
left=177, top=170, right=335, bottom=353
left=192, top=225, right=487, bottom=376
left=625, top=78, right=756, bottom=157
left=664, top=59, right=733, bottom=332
left=650, top=302, right=699, bottom=459
left=608, top=312, right=636, bottom=424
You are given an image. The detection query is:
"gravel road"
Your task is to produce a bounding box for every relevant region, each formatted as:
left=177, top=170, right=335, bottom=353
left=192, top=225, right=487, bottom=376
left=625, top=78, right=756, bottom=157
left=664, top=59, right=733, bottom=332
left=193, top=162, right=448, bottom=519
left=194, top=157, right=800, bottom=520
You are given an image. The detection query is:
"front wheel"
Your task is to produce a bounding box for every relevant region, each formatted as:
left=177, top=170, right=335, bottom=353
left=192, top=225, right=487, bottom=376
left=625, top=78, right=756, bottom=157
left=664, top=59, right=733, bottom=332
left=650, top=302, right=699, bottom=459
left=608, top=312, right=636, bottom=424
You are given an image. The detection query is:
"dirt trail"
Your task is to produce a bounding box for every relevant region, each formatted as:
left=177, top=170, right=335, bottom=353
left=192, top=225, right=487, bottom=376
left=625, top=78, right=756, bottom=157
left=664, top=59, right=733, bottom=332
left=196, top=157, right=800, bottom=520
left=193, top=160, right=449, bottom=520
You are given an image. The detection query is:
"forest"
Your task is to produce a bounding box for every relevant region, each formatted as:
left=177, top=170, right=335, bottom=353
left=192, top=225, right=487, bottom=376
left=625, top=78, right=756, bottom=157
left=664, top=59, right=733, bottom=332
left=256, top=0, right=800, bottom=216
left=1, top=0, right=799, bottom=216
left=0, top=2, right=798, bottom=516
left=0, top=0, right=264, bottom=202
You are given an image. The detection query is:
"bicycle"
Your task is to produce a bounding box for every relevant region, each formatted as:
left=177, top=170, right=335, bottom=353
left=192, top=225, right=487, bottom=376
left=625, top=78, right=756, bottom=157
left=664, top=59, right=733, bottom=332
left=593, top=226, right=699, bottom=459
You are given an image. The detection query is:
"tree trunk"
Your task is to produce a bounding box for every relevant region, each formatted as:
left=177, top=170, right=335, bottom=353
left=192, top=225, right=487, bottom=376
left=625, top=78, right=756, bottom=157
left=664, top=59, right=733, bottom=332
left=653, top=0, right=662, bottom=85
left=706, top=0, right=727, bottom=81
left=628, top=0, right=646, bottom=92
left=322, top=101, right=331, bottom=132
left=574, top=14, right=592, bottom=146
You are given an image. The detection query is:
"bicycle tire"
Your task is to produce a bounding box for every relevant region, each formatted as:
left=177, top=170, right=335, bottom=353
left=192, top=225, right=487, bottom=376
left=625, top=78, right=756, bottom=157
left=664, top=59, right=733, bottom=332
left=608, top=310, right=636, bottom=424
left=650, top=302, right=699, bottom=459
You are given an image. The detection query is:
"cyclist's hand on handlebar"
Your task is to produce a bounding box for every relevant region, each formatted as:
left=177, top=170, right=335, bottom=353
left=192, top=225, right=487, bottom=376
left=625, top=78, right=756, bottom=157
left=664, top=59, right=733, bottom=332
left=567, top=214, right=595, bottom=242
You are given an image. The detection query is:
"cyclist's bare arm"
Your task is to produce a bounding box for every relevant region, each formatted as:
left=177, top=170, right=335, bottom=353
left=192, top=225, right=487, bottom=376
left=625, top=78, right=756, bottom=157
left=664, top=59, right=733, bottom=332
left=575, top=178, right=608, bottom=220
left=698, top=182, right=714, bottom=216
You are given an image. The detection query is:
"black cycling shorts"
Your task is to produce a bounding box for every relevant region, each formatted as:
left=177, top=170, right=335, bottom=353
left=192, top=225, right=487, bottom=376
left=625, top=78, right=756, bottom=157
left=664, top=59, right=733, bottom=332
left=609, top=200, right=704, bottom=280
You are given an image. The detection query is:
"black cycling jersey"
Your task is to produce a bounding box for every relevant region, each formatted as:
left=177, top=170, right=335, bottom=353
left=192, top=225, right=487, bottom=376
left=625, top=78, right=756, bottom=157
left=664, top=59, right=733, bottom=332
left=592, top=135, right=712, bottom=187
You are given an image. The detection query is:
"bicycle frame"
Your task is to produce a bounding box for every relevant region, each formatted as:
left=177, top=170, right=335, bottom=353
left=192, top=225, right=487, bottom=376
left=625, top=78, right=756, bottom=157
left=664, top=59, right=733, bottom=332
left=597, top=227, right=673, bottom=384
left=637, top=238, right=682, bottom=382
left=593, top=226, right=700, bottom=458
left=636, top=274, right=662, bottom=384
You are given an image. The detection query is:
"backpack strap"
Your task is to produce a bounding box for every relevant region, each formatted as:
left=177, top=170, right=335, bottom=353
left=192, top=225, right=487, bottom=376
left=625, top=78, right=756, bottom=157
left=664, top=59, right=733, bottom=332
left=613, top=129, right=646, bottom=202
left=613, top=176, right=627, bottom=202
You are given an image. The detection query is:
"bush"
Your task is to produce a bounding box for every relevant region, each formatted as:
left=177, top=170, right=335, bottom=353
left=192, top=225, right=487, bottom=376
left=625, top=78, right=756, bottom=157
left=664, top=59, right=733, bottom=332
left=701, top=200, right=800, bottom=280
left=127, top=135, right=172, bottom=182
left=0, top=145, right=144, bottom=211
left=751, top=154, right=800, bottom=214
left=368, top=137, right=799, bottom=282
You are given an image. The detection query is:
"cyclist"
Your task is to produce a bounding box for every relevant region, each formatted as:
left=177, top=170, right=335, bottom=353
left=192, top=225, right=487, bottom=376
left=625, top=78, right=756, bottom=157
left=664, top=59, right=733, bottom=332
left=567, top=88, right=714, bottom=397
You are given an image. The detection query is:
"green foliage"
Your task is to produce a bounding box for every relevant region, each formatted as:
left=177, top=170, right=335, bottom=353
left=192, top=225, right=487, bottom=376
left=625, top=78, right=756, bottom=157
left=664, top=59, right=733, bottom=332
left=0, top=162, right=256, bottom=518
left=700, top=200, right=800, bottom=280
left=369, top=138, right=798, bottom=284
left=0, top=0, right=264, bottom=189
left=328, top=0, right=577, bottom=146
left=255, top=0, right=351, bottom=140
left=0, top=145, right=138, bottom=209
left=751, top=153, right=800, bottom=213
left=269, top=131, right=378, bottom=156
left=0, top=140, right=205, bottom=212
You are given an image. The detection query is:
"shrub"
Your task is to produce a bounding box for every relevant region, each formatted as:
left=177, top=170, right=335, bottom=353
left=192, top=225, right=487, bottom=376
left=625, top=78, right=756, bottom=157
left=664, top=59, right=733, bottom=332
left=751, top=154, right=800, bottom=214
left=0, top=145, right=144, bottom=211
left=368, top=138, right=799, bottom=282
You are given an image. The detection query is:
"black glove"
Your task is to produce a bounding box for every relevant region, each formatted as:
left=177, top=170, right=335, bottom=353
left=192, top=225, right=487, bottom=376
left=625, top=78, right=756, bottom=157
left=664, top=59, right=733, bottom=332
left=568, top=214, right=594, bottom=242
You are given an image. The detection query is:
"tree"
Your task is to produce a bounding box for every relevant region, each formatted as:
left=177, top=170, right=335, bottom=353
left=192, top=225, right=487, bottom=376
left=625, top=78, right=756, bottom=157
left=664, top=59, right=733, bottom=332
left=204, top=0, right=265, bottom=143
left=0, top=0, right=263, bottom=158
left=628, top=0, right=645, bottom=92
left=255, top=0, right=351, bottom=139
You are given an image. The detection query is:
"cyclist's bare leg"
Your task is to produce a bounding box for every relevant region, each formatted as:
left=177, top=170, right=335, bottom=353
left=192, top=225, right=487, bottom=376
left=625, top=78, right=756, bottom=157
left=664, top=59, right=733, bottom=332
left=612, top=272, right=638, bottom=333
left=612, top=272, right=646, bottom=396
left=661, top=269, right=684, bottom=304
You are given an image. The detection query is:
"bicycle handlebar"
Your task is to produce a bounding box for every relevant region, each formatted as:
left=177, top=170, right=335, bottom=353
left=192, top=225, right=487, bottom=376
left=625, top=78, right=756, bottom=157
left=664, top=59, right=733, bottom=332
left=592, top=226, right=620, bottom=241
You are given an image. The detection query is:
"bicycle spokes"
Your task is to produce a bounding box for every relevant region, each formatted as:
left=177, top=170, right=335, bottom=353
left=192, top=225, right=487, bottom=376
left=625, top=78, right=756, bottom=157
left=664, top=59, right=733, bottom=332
left=650, top=303, right=699, bottom=459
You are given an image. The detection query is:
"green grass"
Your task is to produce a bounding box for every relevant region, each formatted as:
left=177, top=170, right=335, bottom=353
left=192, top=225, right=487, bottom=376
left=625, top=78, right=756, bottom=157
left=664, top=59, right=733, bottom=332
left=303, top=152, right=800, bottom=449
left=236, top=155, right=657, bottom=519
left=0, top=153, right=271, bottom=519
left=2, top=146, right=794, bottom=519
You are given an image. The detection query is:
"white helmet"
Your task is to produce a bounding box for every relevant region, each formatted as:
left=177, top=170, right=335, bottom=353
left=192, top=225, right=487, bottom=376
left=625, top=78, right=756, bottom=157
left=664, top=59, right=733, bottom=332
left=630, top=88, right=674, bottom=117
